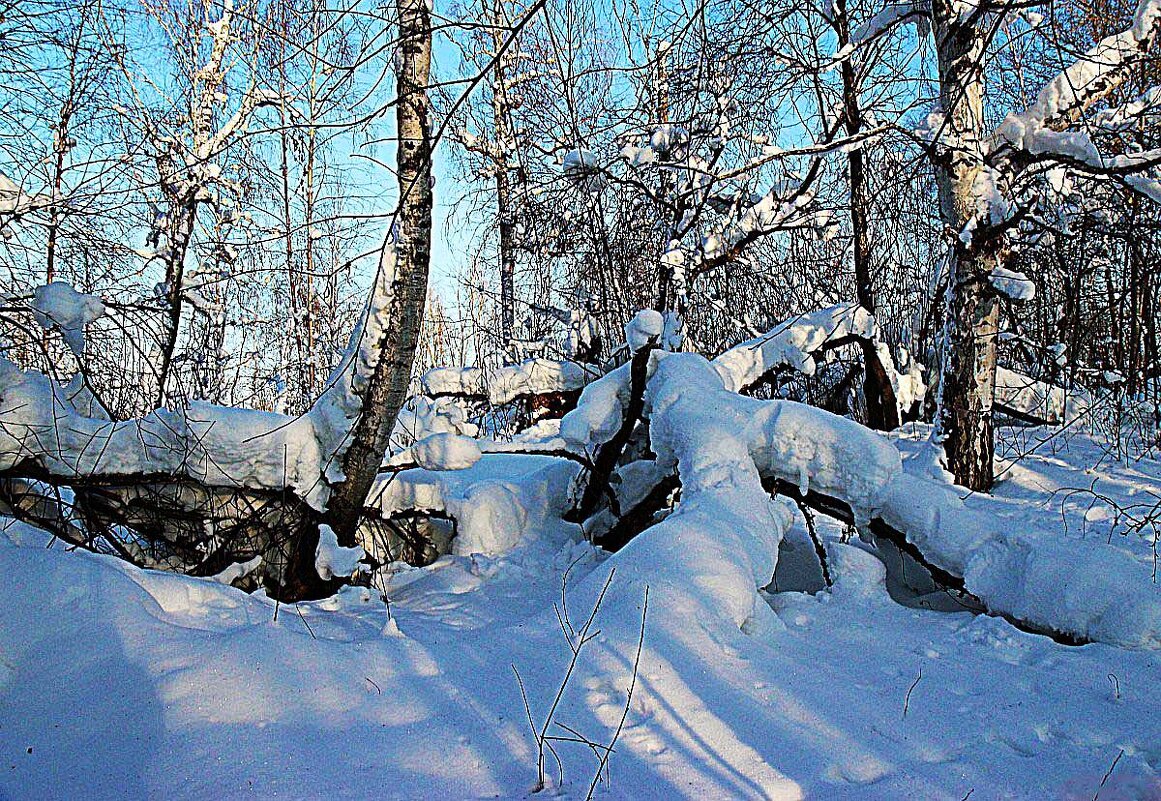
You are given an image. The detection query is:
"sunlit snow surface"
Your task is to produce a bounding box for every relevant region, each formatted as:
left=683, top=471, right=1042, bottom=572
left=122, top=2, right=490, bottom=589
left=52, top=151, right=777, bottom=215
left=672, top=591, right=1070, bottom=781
left=1, top=428, right=1159, bottom=800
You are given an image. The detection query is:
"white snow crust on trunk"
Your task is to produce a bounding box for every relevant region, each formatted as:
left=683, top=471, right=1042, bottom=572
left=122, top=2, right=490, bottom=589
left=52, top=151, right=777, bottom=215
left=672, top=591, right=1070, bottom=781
left=307, top=244, right=400, bottom=487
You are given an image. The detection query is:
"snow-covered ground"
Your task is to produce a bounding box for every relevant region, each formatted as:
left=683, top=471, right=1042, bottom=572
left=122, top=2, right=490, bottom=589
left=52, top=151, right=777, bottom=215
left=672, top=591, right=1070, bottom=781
left=1, top=429, right=1159, bottom=801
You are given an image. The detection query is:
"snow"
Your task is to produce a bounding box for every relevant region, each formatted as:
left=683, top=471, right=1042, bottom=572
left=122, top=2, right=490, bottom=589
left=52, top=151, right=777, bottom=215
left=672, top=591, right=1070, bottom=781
left=839, top=2, right=928, bottom=56
left=488, top=358, right=596, bottom=405
left=211, top=554, right=262, bottom=585
left=309, top=243, right=401, bottom=485
left=371, top=454, right=579, bottom=557
left=406, top=432, right=483, bottom=471
left=4, top=420, right=1161, bottom=799
left=391, top=395, right=478, bottom=448
left=713, top=303, right=876, bottom=392
left=886, top=425, right=1161, bottom=648
left=990, top=266, right=1036, bottom=301
left=559, top=362, right=631, bottom=450
left=421, top=365, right=487, bottom=397
left=624, top=308, right=664, bottom=352
left=994, top=366, right=1089, bottom=423
left=30, top=282, right=106, bottom=356
left=992, top=0, right=1161, bottom=173
left=422, top=360, right=597, bottom=405
left=314, top=524, right=365, bottom=581
left=0, top=357, right=332, bottom=509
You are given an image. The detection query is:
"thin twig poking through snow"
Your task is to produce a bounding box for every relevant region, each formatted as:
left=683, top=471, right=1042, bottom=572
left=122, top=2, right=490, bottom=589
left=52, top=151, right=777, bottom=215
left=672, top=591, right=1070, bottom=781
left=511, top=566, right=647, bottom=795
left=1094, top=749, right=1125, bottom=800
left=587, top=585, right=648, bottom=801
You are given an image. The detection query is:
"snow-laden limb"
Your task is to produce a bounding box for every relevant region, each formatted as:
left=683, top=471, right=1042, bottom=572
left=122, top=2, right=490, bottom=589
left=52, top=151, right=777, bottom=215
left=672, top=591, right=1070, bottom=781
left=421, top=358, right=598, bottom=406
left=0, top=171, right=56, bottom=216
left=489, top=359, right=597, bottom=405
left=558, top=360, right=635, bottom=457
left=717, top=351, right=1158, bottom=646
left=0, top=358, right=331, bottom=509
left=832, top=1, right=929, bottom=62
left=30, top=282, right=106, bottom=357
left=994, top=366, right=1089, bottom=424
left=421, top=366, right=487, bottom=398
left=1004, top=0, right=1161, bottom=133
left=555, top=324, right=1158, bottom=648
left=712, top=303, right=876, bottom=392
left=992, top=0, right=1161, bottom=171
left=879, top=471, right=1161, bottom=648
left=597, top=353, right=797, bottom=629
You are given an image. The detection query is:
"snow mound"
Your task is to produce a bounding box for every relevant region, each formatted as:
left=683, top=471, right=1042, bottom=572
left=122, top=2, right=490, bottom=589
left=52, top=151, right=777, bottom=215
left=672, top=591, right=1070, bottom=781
left=315, top=524, right=365, bottom=580
left=409, top=432, right=483, bottom=471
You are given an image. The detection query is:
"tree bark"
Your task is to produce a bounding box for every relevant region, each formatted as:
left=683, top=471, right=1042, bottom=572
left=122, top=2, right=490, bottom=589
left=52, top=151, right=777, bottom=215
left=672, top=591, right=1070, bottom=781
left=490, top=0, right=518, bottom=345
left=325, top=0, right=433, bottom=544
left=932, top=0, right=1002, bottom=491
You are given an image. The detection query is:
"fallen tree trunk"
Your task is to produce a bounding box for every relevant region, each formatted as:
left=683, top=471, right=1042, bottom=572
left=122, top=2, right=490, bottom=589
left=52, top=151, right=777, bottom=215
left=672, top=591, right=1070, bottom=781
left=555, top=330, right=1161, bottom=649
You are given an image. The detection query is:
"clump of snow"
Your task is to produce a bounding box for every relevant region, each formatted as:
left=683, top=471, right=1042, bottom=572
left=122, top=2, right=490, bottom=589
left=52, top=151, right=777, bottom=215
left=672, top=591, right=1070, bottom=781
left=408, top=433, right=483, bottom=471
left=990, top=267, right=1035, bottom=301
left=558, top=359, right=640, bottom=452
left=561, top=148, right=604, bottom=189
left=882, top=342, right=927, bottom=412
left=212, top=555, right=262, bottom=585
left=624, top=309, right=664, bottom=352
left=30, top=282, right=105, bottom=357
left=421, top=366, right=487, bottom=398
left=315, top=524, right=365, bottom=581
left=392, top=395, right=478, bottom=449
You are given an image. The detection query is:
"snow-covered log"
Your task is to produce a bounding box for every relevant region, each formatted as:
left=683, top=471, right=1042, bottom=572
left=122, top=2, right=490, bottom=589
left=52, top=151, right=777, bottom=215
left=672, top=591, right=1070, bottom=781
left=993, top=366, right=1089, bottom=425
left=712, top=303, right=877, bottom=392
left=0, top=359, right=329, bottom=508
left=421, top=358, right=600, bottom=406
left=556, top=332, right=1161, bottom=649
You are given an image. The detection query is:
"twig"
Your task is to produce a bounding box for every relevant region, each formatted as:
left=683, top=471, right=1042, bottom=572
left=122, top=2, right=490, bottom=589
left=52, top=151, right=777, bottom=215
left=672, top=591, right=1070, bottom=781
left=587, top=585, right=649, bottom=801
left=903, top=667, right=923, bottom=718
left=1093, top=749, right=1124, bottom=800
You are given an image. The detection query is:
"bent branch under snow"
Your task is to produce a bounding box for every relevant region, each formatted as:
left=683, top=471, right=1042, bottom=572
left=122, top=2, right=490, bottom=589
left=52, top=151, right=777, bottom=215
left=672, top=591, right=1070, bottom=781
left=553, top=312, right=1160, bottom=649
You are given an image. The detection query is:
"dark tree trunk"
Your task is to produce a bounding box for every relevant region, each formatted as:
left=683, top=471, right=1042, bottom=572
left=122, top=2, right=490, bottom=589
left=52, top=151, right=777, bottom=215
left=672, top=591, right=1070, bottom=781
left=836, top=0, right=900, bottom=432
